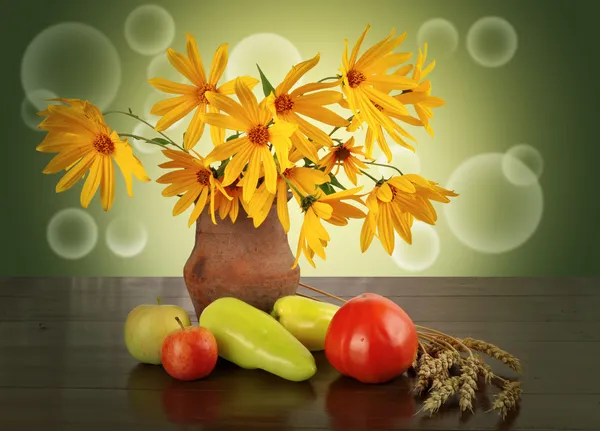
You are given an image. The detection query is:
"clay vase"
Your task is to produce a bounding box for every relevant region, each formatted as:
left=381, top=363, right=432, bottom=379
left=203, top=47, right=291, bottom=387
left=183, top=202, right=300, bottom=319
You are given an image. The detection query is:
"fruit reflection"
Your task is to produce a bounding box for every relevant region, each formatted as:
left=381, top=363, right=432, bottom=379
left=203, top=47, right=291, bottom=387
left=126, top=358, right=317, bottom=426
left=325, top=374, right=416, bottom=430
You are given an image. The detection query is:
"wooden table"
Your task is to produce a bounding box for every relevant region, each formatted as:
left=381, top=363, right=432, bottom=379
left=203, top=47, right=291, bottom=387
left=0, top=277, right=598, bottom=431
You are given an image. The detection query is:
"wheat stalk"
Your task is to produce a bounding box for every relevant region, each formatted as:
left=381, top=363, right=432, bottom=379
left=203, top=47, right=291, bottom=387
left=491, top=381, right=522, bottom=419
left=462, top=337, right=521, bottom=373
left=458, top=356, right=479, bottom=412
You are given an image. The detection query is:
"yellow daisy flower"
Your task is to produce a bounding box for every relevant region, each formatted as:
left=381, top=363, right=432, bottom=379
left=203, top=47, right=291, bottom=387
left=393, top=43, right=445, bottom=137
left=318, top=136, right=368, bottom=185
left=339, top=24, right=418, bottom=159
left=293, top=187, right=366, bottom=268
left=247, top=159, right=329, bottom=232
left=265, top=54, right=349, bottom=162
left=360, top=174, right=457, bottom=254
left=200, top=78, right=297, bottom=203
left=148, top=33, right=259, bottom=150
left=36, top=98, right=150, bottom=211
left=156, top=149, right=231, bottom=227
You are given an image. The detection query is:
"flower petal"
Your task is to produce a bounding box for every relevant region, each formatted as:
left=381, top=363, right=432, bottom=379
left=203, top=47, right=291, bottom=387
left=173, top=184, right=202, bottom=216
left=99, top=156, right=115, bottom=211
left=55, top=152, right=96, bottom=193
left=205, top=136, right=249, bottom=167
left=276, top=179, right=290, bottom=233
left=217, top=76, right=260, bottom=94
left=148, top=78, right=197, bottom=95
left=198, top=112, right=246, bottom=133
left=185, top=33, right=207, bottom=83
left=261, top=147, right=277, bottom=194
left=242, top=149, right=261, bottom=202
left=155, top=98, right=198, bottom=131
left=234, top=78, right=261, bottom=123
left=276, top=53, right=320, bottom=95
left=79, top=156, right=102, bottom=208
left=183, top=105, right=207, bottom=150
left=166, top=48, right=203, bottom=86
left=209, top=43, right=228, bottom=86
left=150, top=95, right=192, bottom=116
left=204, top=91, right=251, bottom=125
left=222, top=141, right=254, bottom=185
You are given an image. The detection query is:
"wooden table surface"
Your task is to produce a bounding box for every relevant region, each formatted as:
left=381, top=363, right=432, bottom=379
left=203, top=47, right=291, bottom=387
left=0, top=277, right=598, bottom=431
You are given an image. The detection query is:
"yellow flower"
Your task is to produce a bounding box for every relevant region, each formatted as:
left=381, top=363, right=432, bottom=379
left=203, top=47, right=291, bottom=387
left=265, top=54, right=349, bottom=162
left=293, top=187, right=366, bottom=269
left=200, top=78, right=297, bottom=203
left=148, top=33, right=259, bottom=150
left=36, top=98, right=150, bottom=211
left=360, top=174, right=457, bottom=254
left=393, top=43, right=445, bottom=137
left=340, top=25, right=418, bottom=160
left=214, top=179, right=248, bottom=223
left=318, top=136, right=368, bottom=185
left=156, top=149, right=231, bottom=227
left=247, top=159, right=329, bottom=232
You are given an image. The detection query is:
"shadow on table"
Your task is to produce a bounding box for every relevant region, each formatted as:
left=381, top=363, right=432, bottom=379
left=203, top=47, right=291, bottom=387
left=126, top=358, right=317, bottom=428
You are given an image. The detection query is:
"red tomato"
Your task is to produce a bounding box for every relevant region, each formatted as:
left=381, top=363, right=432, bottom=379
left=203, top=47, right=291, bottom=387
left=324, top=293, right=418, bottom=384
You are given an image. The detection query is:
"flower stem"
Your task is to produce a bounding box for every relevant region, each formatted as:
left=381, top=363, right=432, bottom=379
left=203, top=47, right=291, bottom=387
left=328, top=115, right=354, bottom=137
left=104, top=110, right=185, bottom=151
left=365, top=161, right=404, bottom=176
left=318, top=76, right=341, bottom=83
left=280, top=173, right=305, bottom=199
left=359, top=169, right=380, bottom=183
left=118, top=133, right=169, bottom=149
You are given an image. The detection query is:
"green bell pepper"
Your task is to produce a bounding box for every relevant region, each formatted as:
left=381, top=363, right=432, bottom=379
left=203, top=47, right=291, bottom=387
left=271, top=295, right=340, bottom=351
left=199, top=297, right=317, bottom=382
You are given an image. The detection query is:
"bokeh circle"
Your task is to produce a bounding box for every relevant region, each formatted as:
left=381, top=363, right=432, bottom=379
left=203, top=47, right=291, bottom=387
left=466, top=16, right=518, bottom=68
left=21, top=22, right=121, bottom=111
left=47, top=208, right=98, bottom=260
left=417, top=18, right=459, bottom=59
left=147, top=53, right=182, bottom=82
left=392, top=221, right=440, bottom=272
left=124, top=5, right=175, bottom=56
left=106, top=217, right=148, bottom=258
left=227, top=33, right=303, bottom=98
left=502, top=144, right=544, bottom=186
left=21, top=89, right=58, bottom=131
left=444, top=153, right=543, bottom=254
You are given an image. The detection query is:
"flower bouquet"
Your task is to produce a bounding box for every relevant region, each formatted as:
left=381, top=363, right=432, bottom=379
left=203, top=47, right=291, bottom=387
left=36, top=24, right=521, bottom=418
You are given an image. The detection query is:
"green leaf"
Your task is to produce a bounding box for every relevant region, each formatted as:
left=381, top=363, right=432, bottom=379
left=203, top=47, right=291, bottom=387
left=303, top=157, right=315, bottom=167
left=149, top=138, right=171, bottom=147
left=256, top=64, right=276, bottom=97
left=328, top=173, right=347, bottom=190
left=318, top=183, right=336, bottom=195
left=226, top=133, right=240, bottom=142
left=128, top=107, right=133, bottom=114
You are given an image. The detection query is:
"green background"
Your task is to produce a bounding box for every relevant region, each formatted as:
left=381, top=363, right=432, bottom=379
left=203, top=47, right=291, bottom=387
left=2, top=0, right=598, bottom=276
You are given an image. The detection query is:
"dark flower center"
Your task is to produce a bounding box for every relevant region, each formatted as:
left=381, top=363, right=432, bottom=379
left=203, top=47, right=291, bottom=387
left=196, top=169, right=212, bottom=185
left=248, top=125, right=269, bottom=146
left=336, top=146, right=351, bottom=161
left=92, top=133, right=114, bottom=155
left=275, top=93, right=294, bottom=115
left=347, top=69, right=366, bottom=88
left=197, top=83, right=217, bottom=105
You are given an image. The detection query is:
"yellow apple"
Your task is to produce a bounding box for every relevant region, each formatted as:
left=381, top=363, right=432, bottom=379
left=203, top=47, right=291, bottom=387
left=124, top=297, right=191, bottom=364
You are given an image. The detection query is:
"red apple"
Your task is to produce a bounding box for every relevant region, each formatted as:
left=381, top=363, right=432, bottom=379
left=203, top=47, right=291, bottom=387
left=161, top=317, right=218, bottom=381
